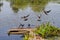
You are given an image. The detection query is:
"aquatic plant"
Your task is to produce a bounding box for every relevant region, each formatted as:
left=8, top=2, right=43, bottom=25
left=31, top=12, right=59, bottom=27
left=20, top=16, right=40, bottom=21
left=35, top=22, right=60, bottom=38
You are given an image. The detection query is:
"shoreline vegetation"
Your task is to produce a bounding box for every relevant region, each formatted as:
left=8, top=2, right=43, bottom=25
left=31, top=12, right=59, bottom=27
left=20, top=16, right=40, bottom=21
left=23, top=22, right=60, bottom=40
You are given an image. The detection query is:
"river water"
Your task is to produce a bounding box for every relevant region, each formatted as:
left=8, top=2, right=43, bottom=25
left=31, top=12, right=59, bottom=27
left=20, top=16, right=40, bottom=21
left=0, top=0, right=60, bottom=40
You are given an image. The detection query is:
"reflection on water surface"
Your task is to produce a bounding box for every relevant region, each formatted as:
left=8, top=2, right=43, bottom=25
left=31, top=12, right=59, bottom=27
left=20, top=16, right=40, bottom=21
left=0, top=0, right=60, bottom=40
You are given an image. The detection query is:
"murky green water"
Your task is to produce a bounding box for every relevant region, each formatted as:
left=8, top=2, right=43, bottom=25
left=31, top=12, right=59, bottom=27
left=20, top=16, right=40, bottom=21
left=0, top=0, right=60, bottom=40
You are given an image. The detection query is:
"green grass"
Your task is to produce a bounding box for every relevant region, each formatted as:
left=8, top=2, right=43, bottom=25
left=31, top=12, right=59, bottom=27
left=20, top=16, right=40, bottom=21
left=23, top=34, right=29, bottom=40
left=35, top=22, right=60, bottom=38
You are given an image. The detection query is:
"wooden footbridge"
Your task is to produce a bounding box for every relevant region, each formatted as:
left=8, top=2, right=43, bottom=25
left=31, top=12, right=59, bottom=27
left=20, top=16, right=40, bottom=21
left=8, top=28, right=34, bottom=36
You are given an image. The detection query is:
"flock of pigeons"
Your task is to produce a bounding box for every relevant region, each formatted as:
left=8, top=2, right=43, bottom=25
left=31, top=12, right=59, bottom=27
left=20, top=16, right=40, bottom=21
left=21, top=14, right=41, bottom=21
left=19, top=9, right=51, bottom=37
left=0, top=2, right=51, bottom=28
left=18, top=10, right=51, bottom=28
left=21, top=9, right=51, bottom=21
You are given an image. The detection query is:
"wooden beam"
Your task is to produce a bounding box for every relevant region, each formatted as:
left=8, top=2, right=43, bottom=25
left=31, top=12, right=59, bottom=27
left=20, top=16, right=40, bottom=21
left=8, top=28, right=30, bottom=36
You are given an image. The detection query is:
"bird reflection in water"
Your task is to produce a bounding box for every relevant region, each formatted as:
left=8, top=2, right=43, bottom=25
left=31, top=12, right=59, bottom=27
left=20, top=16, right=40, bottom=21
left=21, top=14, right=29, bottom=21
left=18, top=24, right=24, bottom=28
left=27, top=24, right=31, bottom=28
left=37, top=15, right=41, bottom=21
left=24, top=18, right=28, bottom=21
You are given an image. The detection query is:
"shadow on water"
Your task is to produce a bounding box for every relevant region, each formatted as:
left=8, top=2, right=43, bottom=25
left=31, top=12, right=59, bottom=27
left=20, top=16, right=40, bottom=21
left=0, top=0, right=60, bottom=40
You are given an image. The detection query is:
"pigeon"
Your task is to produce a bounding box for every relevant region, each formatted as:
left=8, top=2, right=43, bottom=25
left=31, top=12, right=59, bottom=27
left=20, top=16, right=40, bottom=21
left=24, top=18, right=28, bottom=21
left=27, top=24, right=31, bottom=28
left=43, top=10, right=51, bottom=15
left=18, top=24, right=24, bottom=28
left=28, top=24, right=30, bottom=27
left=21, top=15, right=29, bottom=18
left=37, top=15, right=41, bottom=21
left=21, top=14, right=30, bottom=21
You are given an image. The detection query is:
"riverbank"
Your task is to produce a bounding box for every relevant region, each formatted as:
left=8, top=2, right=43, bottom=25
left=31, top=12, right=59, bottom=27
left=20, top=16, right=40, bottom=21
left=23, top=22, right=60, bottom=40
